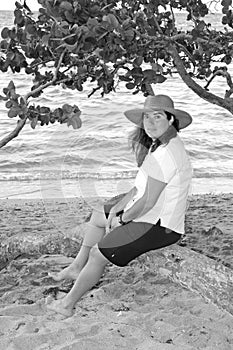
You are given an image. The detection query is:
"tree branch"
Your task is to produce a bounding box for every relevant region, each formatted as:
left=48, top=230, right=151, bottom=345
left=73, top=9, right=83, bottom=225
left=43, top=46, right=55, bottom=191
left=0, top=117, right=27, bottom=148
left=0, top=50, right=67, bottom=149
left=204, top=68, right=233, bottom=98
left=153, top=15, right=163, bottom=34
left=170, top=33, right=220, bottom=49
left=144, top=83, right=155, bottom=96
left=168, top=44, right=233, bottom=114
left=24, top=49, right=67, bottom=100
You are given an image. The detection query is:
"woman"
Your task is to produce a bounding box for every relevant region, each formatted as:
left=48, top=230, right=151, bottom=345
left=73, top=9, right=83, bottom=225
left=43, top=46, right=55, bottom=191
left=47, top=94, right=193, bottom=317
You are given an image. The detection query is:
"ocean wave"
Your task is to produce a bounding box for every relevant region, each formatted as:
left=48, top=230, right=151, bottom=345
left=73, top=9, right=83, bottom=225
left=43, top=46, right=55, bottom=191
left=0, top=169, right=233, bottom=182
left=194, top=172, right=233, bottom=178
left=0, top=170, right=137, bottom=181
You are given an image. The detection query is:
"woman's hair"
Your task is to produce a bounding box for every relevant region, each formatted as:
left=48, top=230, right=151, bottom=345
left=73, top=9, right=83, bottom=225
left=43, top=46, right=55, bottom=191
left=129, top=111, right=179, bottom=167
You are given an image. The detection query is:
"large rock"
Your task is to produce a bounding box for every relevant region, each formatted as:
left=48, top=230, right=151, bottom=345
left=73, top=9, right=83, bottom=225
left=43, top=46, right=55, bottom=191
left=0, top=228, right=83, bottom=270
left=145, top=245, right=233, bottom=316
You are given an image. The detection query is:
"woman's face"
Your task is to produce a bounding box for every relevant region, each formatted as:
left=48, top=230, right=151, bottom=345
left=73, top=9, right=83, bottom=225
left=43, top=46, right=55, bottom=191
left=143, top=110, right=171, bottom=140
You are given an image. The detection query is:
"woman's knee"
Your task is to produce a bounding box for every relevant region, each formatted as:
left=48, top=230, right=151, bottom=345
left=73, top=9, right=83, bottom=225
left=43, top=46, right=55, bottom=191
left=89, top=204, right=107, bottom=227
left=89, top=246, right=109, bottom=266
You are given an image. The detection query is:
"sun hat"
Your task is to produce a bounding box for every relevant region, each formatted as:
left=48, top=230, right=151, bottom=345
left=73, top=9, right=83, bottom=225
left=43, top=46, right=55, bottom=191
left=124, top=95, right=192, bottom=129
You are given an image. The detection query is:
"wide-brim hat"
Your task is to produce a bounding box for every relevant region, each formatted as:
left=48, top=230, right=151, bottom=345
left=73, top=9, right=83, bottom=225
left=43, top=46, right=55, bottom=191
left=124, top=95, right=192, bottom=129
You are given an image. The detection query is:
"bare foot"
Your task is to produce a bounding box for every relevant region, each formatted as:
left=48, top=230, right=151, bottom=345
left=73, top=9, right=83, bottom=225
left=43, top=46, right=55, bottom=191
left=48, top=265, right=80, bottom=282
left=46, top=298, right=74, bottom=318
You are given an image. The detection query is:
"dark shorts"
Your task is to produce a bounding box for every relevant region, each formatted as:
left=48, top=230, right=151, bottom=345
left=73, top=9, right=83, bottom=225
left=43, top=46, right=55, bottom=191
left=97, top=202, right=181, bottom=267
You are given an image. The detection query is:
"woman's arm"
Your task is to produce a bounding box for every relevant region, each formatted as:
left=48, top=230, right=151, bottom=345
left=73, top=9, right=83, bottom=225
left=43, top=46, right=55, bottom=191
left=121, top=176, right=166, bottom=223
left=106, top=187, right=137, bottom=231
left=110, top=186, right=137, bottom=214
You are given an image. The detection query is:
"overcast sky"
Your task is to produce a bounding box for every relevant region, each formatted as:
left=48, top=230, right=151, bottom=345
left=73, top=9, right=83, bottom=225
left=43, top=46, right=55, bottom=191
left=0, top=0, right=40, bottom=11
left=0, top=0, right=220, bottom=12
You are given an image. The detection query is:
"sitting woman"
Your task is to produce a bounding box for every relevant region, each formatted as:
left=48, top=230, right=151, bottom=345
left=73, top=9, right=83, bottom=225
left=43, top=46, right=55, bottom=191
left=47, top=94, right=193, bottom=317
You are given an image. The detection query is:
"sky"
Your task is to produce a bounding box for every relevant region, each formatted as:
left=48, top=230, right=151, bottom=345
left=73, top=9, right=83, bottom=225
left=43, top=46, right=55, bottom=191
left=0, top=0, right=221, bottom=12
left=0, top=0, right=40, bottom=11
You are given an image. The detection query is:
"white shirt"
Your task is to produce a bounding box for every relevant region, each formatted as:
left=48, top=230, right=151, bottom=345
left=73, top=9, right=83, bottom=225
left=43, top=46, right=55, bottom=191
left=124, top=135, right=192, bottom=234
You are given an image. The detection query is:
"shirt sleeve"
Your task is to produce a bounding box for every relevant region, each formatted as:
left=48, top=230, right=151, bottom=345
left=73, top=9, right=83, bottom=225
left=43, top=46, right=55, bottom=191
left=141, top=145, right=177, bottom=183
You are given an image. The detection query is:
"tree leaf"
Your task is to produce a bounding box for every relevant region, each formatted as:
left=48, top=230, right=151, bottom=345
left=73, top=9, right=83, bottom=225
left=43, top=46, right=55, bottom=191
left=60, top=1, right=73, bottom=11
left=133, top=56, right=143, bottom=66
left=87, top=18, right=99, bottom=29
left=131, top=67, right=143, bottom=78
left=153, top=74, right=167, bottom=83
left=67, top=114, right=82, bottom=129
left=0, top=40, right=8, bottom=50
left=31, top=116, right=38, bottom=129
left=124, top=29, right=135, bottom=41
left=143, top=70, right=167, bottom=84
left=7, top=81, right=16, bottom=92
left=42, top=34, right=50, bottom=46
left=62, top=103, right=73, bottom=113
left=103, top=14, right=119, bottom=29
left=8, top=107, right=19, bottom=118
left=118, top=75, right=132, bottom=82
left=197, top=20, right=205, bottom=31
left=151, top=62, right=163, bottom=73
left=126, top=82, right=135, bottom=89
left=26, top=24, right=37, bottom=35
left=15, top=1, right=23, bottom=9
left=64, top=10, right=75, bottom=23
left=1, top=27, right=9, bottom=39
left=0, top=95, right=7, bottom=101
left=52, top=107, right=62, bottom=117
left=143, top=69, right=156, bottom=79
left=5, top=101, right=13, bottom=108
left=40, top=106, right=50, bottom=114
left=221, top=0, right=232, bottom=7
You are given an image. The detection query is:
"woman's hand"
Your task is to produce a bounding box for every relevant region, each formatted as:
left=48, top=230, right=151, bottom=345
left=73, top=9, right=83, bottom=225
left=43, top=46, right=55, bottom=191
left=105, top=210, right=121, bottom=233
left=105, top=209, right=116, bottom=233
left=110, top=216, right=121, bottom=230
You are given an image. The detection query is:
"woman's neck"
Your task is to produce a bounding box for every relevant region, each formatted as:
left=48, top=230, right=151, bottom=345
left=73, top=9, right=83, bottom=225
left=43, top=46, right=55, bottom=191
left=157, top=125, right=177, bottom=144
left=150, top=126, right=177, bottom=152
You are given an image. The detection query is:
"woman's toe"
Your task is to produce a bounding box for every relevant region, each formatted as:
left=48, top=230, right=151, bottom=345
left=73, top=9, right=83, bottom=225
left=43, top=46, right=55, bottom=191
left=48, top=272, right=62, bottom=281
left=46, top=300, right=74, bottom=318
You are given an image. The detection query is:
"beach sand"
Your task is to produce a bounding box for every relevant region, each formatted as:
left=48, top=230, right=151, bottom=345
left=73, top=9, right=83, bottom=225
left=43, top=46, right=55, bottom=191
left=0, top=193, right=233, bottom=349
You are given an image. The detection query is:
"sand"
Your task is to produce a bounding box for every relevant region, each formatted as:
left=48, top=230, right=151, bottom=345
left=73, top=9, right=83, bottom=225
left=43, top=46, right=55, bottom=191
left=0, top=193, right=233, bottom=349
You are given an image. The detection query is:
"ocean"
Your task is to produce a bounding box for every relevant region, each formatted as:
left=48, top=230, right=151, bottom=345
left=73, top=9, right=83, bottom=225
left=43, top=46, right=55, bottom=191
left=0, top=10, right=233, bottom=200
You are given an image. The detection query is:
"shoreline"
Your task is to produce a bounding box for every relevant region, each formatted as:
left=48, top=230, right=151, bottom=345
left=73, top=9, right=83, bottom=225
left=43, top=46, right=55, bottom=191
left=1, top=176, right=233, bottom=200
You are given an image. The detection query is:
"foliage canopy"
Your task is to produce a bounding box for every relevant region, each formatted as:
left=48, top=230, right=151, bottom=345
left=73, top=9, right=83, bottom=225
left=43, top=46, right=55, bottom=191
left=1, top=0, right=233, bottom=147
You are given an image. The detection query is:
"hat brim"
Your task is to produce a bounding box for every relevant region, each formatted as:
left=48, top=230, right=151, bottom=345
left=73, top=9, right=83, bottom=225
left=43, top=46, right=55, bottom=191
left=124, top=107, right=192, bottom=129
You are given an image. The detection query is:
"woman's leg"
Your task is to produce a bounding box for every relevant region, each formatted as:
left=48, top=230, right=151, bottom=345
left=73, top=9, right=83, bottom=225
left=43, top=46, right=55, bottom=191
left=49, top=205, right=107, bottom=281
left=47, top=245, right=109, bottom=317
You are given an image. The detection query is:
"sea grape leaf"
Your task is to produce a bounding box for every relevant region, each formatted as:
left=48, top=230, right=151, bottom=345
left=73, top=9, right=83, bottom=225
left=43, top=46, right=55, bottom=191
left=67, top=114, right=82, bottom=129
left=126, top=82, right=135, bottom=89
left=31, top=116, right=38, bottom=129
left=7, top=81, right=16, bottom=92
left=1, top=27, right=9, bottom=39
left=60, top=1, right=73, bottom=11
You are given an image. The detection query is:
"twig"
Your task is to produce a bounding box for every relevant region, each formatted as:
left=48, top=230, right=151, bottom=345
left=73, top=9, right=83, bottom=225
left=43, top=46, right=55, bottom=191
left=144, top=83, right=154, bottom=96
left=88, top=86, right=101, bottom=98
left=24, top=49, right=67, bottom=100
left=153, top=15, right=163, bottom=34
left=204, top=68, right=233, bottom=98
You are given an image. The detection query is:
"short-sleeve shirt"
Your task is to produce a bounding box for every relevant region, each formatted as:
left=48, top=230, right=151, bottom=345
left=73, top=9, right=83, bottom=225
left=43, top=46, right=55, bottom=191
left=124, top=135, right=192, bottom=234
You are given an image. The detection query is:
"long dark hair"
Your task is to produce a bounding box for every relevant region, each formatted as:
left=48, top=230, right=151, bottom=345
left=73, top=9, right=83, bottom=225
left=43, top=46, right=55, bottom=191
left=129, top=111, right=179, bottom=167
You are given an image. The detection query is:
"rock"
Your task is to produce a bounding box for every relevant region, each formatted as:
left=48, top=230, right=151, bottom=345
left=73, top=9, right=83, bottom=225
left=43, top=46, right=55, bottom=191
left=204, top=226, right=223, bottom=236
left=145, top=245, right=233, bottom=316
left=0, top=232, right=82, bottom=268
